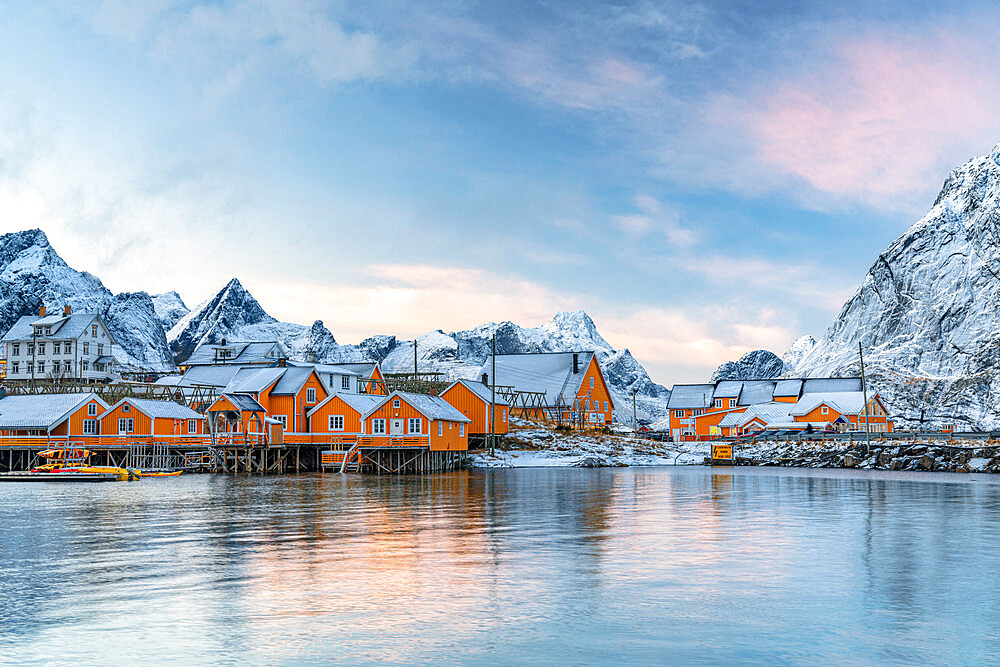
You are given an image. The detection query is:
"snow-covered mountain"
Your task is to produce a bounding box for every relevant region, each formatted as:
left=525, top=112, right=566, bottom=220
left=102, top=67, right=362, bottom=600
left=789, top=143, right=1000, bottom=429
left=0, top=229, right=174, bottom=371
left=151, top=291, right=189, bottom=331
left=711, top=350, right=784, bottom=381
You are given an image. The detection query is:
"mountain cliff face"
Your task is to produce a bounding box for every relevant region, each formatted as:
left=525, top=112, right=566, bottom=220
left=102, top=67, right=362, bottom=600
left=0, top=229, right=174, bottom=370
left=790, top=144, right=1000, bottom=429
left=711, top=350, right=785, bottom=381
left=151, top=291, right=189, bottom=331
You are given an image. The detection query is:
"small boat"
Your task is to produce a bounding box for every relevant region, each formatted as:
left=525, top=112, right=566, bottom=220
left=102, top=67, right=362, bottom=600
left=140, top=470, right=183, bottom=477
left=30, top=450, right=141, bottom=482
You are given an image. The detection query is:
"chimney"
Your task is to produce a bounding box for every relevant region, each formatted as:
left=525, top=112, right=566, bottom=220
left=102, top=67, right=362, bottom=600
left=38, top=305, right=46, bottom=317
left=221, top=337, right=227, bottom=346
left=64, top=305, right=71, bottom=316
left=278, top=358, right=286, bottom=367
left=481, top=373, right=489, bottom=385
left=572, top=353, right=579, bottom=374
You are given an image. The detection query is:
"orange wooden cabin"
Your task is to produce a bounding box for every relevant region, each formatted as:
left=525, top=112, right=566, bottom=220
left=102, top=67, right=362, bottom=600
left=359, top=391, right=471, bottom=451
left=307, top=393, right=384, bottom=435
left=220, top=366, right=328, bottom=433
left=791, top=393, right=894, bottom=433
left=0, top=393, right=108, bottom=438
left=99, top=398, right=206, bottom=437
left=439, top=379, right=510, bottom=435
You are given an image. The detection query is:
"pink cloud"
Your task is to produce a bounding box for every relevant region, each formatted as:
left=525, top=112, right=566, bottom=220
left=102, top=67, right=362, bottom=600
left=742, top=29, right=1000, bottom=209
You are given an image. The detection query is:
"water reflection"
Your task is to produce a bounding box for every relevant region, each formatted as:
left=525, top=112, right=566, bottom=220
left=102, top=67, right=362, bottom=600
left=3, top=467, right=1000, bottom=664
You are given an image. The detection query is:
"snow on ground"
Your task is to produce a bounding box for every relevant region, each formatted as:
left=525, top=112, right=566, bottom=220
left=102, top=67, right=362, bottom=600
left=469, top=425, right=705, bottom=468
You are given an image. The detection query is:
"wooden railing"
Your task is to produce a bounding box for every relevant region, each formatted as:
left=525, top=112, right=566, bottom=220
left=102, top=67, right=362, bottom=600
left=0, top=434, right=213, bottom=448
left=282, top=433, right=358, bottom=448
left=355, top=435, right=430, bottom=448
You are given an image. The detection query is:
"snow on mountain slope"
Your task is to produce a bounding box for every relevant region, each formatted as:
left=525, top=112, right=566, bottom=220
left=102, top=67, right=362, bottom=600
left=790, top=144, right=1000, bottom=429
left=0, top=229, right=174, bottom=371
left=711, top=350, right=784, bottom=381
left=151, top=291, right=189, bottom=332
left=781, top=336, right=816, bottom=372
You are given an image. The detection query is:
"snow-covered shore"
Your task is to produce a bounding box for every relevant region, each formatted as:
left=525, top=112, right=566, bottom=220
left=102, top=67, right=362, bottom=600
left=468, top=427, right=704, bottom=468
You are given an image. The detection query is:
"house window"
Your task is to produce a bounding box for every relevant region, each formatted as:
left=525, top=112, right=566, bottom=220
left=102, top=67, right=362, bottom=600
left=714, top=399, right=722, bottom=409
left=11, top=344, right=18, bottom=355
left=83, top=343, right=89, bottom=354
left=821, top=406, right=829, bottom=415
left=11, top=363, right=17, bottom=374
left=674, top=410, right=685, bottom=418
left=82, top=361, right=88, bottom=371
left=306, top=388, right=316, bottom=403
left=728, top=399, right=736, bottom=408
left=123, top=404, right=130, bottom=413
left=53, top=342, right=60, bottom=354
left=438, top=421, right=443, bottom=436
left=44, top=327, right=51, bottom=335
left=98, top=344, right=103, bottom=355
left=38, top=343, right=45, bottom=355
left=503, top=409, right=508, bottom=422
left=604, top=401, right=609, bottom=412
left=65, top=342, right=71, bottom=354
left=372, top=418, right=386, bottom=434
left=187, top=419, right=197, bottom=434
left=459, top=423, right=464, bottom=437
left=87, top=403, right=98, bottom=416
left=408, top=418, right=421, bottom=434
left=92, top=325, right=97, bottom=337
left=392, top=399, right=400, bottom=408
left=341, top=375, right=350, bottom=390
left=26, top=343, right=33, bottom=354
left=82, top=419, right=97, bottom=435
left=590, top=377, right=595, bottom=389
left=37, top=362, right=44, bottom=373
left=118, top=418, right=134, bottom=433
left=329, top=415, right=344, bottom=431
left=274, top=415, right=288, bottom=428
left=27, top=363, right=33, bottom=374
left=693, top=409, right=704, bottom=416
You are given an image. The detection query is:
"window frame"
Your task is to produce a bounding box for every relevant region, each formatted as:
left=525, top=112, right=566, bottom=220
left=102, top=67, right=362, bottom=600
left=82, top=419, right=97, bottom=435
left=187, top=419, right=198, bottom=434
left=372, top=418, right=386, bottom=434
left=408, top=417, right=421, bottom=434
left=328, top=415, right=345, bottom=431
left=306, top=387, right=316, bottom=403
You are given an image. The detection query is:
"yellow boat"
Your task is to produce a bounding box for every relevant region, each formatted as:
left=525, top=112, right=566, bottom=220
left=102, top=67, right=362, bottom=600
left=34, top=451, right=140, bottom=481
left=140, top=470, right=182, bottom=477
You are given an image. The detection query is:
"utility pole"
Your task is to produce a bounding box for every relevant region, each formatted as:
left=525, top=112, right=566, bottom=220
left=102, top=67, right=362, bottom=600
left=632, top=390, right=637, bottom=435
left=413, top=339, right=417, bottom=379
left=490, top=333, right=496, bottom=456
left=859, top=342, right=871, bottom=456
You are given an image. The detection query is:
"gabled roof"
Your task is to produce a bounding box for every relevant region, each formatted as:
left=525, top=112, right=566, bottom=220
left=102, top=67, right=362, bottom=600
left=737, top=380, right=776, bottom=406
left=211, top=393, right=267, bottom=413
left=791, top=392, right=873, bottom=417
left=2, top=313, right=103, bottom=342
left=719, top=402, right=792, bottom=428
left=0, top=393, right=108, bottom=429
left=106, top=398, right=204, bottom=420
left=303, top=361, right=372, bottom=377
left=222, top=367, right=285, bottom=394
left=667, top=384, right=715, bottom=409
left=361, top=391, right=471, bottom=423
left=307, top=393, right=383, bottom=418
left=183, top=341, right=287, bottom=366
left=442, top=379, right=510, bottom=406
left=479, top=352, right=597, bottom=406
left=175, top=365, right=245, bottom=388
left=773, top=379, right=803, bottom=398
left=800, top=378, right=863, bottom=394
left=713, top=381, right=742, bottom=398
left=286, top=361, right=362, bottom=377
left=270, top=366, right=319, bottom=395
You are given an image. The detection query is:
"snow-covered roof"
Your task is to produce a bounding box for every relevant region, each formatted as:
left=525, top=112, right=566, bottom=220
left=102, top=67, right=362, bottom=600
left=773, top=379, right=803, bottom=397
left=214, top=393, right=267, bottom=412
left=2, top=313, right=103, bottom=342
left=223, top=367, right=285, bottom=394
left=479, top=352, right=595, bottom=406
left=719, top=402, right=792, bottom=428
left=800, top=378, right=862, bottom=394
left=713, top=381, right=742, bottom=398
left=790, top=392, right=871, bottom=416
left=108, top=398, right=204, bottom=420
left=183, top=341, right=286, bottom=366
left=0, top=393, right=108, bottom=429
left=307, top=393, right=383, bottom=418
left=270, top=366, right=316, bottom=395
left=667, top=384, right=715, bottom=409
left=737, top=380, right=776, bottom=406
left=443, top=379, right=510, bottom=406
left=286, top=361, right=361, bottom=377
left=361, top=391, right=471, bottom=422
left=316, top=362, right=375, bottom=377
left=176, top=365, right=244, bottom=388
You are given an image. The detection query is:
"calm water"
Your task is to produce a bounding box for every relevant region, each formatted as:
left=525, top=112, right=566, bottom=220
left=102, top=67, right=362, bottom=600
left=2, top=466, right=1000, bottom=665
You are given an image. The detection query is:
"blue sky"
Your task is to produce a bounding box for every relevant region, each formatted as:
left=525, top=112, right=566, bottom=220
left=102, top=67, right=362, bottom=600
left=2, top=1, right=1000, bottom=383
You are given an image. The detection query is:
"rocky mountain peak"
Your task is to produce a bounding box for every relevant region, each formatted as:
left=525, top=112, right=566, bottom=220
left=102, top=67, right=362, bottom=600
left=711, top=349, right=785, bottom=382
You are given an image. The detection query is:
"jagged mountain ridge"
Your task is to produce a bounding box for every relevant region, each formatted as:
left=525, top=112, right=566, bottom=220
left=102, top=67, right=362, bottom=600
left=0, top=229, right=174, bottom=371
left=151, top=291, right=189, bottom=331
left=711, top=350, right=785, bottom=381
left=789, top=143, right=1000, bottom=429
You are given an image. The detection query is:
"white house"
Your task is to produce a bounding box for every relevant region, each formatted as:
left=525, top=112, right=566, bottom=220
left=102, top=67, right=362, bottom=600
left=1, top=306, right=118, bottom=383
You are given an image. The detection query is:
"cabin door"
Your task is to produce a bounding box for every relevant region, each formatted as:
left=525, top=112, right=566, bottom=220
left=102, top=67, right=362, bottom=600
left=390, top=418, right=404, bottom=435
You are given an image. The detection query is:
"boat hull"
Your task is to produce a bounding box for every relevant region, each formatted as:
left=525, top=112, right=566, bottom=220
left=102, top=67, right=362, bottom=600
left=0, top=472, right=119, bottom=482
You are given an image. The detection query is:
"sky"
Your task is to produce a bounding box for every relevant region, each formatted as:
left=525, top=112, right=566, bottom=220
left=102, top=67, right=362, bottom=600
left=3, top=1, right=1000, bottom=385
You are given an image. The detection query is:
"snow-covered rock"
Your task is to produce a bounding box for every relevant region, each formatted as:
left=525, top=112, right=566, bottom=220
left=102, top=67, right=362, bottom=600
left=711, top=349, right=784, bottom=381
left=782, top=335, right=816, bottom=372
left=150, top=291, right=189, bottom=332
left=0, top=229, right=174, bottom=371
left=790, top=143, right=1000, bottom=429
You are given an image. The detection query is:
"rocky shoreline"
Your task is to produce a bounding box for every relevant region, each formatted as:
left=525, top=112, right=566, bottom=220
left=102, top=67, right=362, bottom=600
left=730, top=440, right=1000, bottom=473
